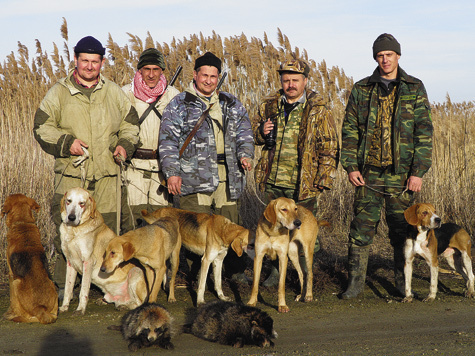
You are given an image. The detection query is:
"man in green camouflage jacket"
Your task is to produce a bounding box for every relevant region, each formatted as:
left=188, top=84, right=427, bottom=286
left=340, top=33, right=432, bottom=299
left=253, top=59, right=339, bottom=286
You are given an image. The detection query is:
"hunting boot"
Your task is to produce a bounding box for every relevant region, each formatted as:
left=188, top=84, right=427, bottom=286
left=393, top=245, right=406, bottom=297
left=263, top=260, right=280, bottom=287
left=341, top=244, right=370, bottom=299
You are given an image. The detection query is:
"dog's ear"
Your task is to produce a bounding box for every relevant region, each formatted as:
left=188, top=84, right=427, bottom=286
left=89, top=196, right=97, bottom=219
left=231, top=238, right=243, bottom=257
left=60, top=192, right=67, bottom=213
left=27, top=197, right=40, bottom=213
left=263, top=199, right=277, bottom=225
left=122, top=242, right=135, bottom=261
left=404, top=204, right=419, bottom=226
left=1, top=198, right=11, bottom=217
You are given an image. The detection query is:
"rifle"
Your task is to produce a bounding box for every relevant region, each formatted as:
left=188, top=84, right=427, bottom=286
left=178, top=71, right=227, bottom=158
left=138, top=65, right=183, bottom=125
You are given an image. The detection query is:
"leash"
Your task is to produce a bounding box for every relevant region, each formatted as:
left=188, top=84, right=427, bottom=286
left=244, top=170, right=268, bottom=207
left=363, top=184, right=408, bottom=197
left=55, top=147, right=90, bottom=192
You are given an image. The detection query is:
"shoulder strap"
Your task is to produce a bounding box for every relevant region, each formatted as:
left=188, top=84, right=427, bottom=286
left=138, top=94, right=163, bottom=125
left=178, top=103, right=214, bottom=158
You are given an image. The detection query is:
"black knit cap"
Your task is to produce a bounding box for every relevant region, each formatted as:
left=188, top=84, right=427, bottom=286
left=372, top=33, right=401, bottom=59
left=74, top=36, right=105, bottom=56
left=137, top=48, right=166, bottom=70
left=194, top=52, right=221, bottom=73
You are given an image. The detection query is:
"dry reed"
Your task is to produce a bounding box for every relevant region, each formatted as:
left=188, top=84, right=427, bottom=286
left=0, top=19, right=474, bottom=289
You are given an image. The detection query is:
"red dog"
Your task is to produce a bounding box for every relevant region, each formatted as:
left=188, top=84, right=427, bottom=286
left=2, top=194, right=58, bottom=323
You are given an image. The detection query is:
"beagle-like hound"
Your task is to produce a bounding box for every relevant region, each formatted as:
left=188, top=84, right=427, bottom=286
left=403, top=203, right=474, bottom=302
left=247, top=197, right=329, bottom=313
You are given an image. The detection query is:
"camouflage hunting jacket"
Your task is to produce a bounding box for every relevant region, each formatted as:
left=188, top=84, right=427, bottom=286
left=341, top=66, right=433, bottom=177
left=159, top=90, right=254, bottom=199
left=253, top=89, right=340, bottom=200
left=33, top=70, right=140, bottom=180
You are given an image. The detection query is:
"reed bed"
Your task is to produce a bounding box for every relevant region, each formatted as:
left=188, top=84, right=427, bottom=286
left=0, top=19, right=474, bottom=288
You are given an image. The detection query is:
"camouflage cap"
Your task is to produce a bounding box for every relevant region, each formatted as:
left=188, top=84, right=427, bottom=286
left=277, top=59, right=310, bottom=77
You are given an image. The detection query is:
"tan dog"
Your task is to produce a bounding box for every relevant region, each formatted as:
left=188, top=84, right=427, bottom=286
left=59, top=187, right=148, bottom=315
left=141, top=207, right=252, bottom=305
left=101, top=217, right=180, bottom=303
left=247, top=197, right=329, bottom=313
left=403, top=203, right=474, bottom=302
left=1, top=194, right=58, bottom=324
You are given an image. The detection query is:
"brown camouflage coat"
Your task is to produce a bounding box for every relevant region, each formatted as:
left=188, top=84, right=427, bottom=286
left=253, top=89, right=339, bottom=200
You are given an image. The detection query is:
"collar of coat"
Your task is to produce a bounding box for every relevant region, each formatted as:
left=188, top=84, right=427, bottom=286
left=364, top=66, right=419, bottom=86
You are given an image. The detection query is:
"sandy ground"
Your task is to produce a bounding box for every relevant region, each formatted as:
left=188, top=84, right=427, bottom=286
left=1, top=271, right=475, bottom=356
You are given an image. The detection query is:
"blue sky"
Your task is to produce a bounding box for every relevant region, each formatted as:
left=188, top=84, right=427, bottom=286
left=1, top=0, right=473, bottom=104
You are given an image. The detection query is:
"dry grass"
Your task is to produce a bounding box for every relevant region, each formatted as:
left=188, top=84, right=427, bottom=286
left=1, top=19, right=474, bottom=291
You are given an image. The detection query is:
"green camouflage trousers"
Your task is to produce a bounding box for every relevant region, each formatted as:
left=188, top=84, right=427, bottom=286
left=349, top=165, right=414, bottom=247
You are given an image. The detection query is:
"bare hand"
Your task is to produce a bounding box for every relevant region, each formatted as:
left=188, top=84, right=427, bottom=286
left=167, top=176, right=182, bottom=195
left=348, top=171, right=365, bottom=187
left=240, top=157, right=252, bottom=171
left=406, top=176, right=422, bottom=192
left=70, top=139, right=89, bottom=156
left=113, top=146, right=127, bottom=163
left=262, top=119, right=274, bottom=136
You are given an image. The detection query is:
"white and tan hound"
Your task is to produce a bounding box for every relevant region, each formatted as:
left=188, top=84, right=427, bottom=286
left=403, top=203, right=474, bottom=302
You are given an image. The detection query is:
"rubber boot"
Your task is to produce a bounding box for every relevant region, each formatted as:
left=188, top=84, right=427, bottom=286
left=393, top=245, right=406, bottom=297
left=263, top=261, right=279, bottom=287
left=341, top=244, right=370, bottom=299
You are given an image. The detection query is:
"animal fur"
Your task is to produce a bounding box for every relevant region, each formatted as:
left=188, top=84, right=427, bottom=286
left=403, top=203, right=475, bottom=302
left=100, top=217, right=180, bottom=303
left=108, top=302, right=173, bottom=352
left=248, top=197, right=330, bottom=312
left=1, top=194, right=58, bottom=324
left=59, top=187, right=148, bottom=315
left=141, top=207, right=252, bottom=305
left=184, top=300, right=277, bottom=348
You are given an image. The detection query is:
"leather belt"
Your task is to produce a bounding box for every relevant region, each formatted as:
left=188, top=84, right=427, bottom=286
left=133, top=148, right=157, bottom=160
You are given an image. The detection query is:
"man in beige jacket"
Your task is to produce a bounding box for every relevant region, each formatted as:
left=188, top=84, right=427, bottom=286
left=33, top=35, right=140, bottom=296
left=122, top=48, right=179, bottom=229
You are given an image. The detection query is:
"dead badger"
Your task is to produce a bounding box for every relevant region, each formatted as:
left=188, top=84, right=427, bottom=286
left=184, top=300, right=277, bottom=347
left=109, top=303, right=173, bottom=352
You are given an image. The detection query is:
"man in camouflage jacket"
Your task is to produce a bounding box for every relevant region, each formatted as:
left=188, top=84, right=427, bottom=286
left=159, top=52, right=254, bottom=282
left=253, top=59, right=339, bottom=286
left=340, top=33, right=432, bottom=299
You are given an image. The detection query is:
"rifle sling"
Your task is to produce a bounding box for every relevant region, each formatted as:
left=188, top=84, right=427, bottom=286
left=179, top=103, right=214, bottom=158
left=138, top=94, right=163, bottom=125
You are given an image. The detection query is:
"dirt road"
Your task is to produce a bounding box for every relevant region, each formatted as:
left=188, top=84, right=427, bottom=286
left=1, top=277, right=475, bottom=356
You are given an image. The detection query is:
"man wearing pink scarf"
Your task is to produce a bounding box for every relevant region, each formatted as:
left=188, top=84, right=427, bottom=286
left=122, top=48, right=179, bottom=229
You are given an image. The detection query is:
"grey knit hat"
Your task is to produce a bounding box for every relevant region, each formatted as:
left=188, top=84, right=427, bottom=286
left=137, top=48, right=166, bottom=70
left=372, top=33, right=401, bottom=59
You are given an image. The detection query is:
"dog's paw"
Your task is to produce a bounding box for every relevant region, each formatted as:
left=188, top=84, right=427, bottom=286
left=402, top=296, right=413, bottom=303
left=294, top=294, right=302, bottom=302
left=278, top=305, right=289, bottom=313
left=247, top=300, right=257, bottom=307
left=94, top=297, right=108, bottom=306
left=219, top=295, right=231, bottom=302
left=167, top=296, right=177, bottom=303
left=304, top=295, right=313, bottom=302
left=422, top=295, right=435, bottom=302
left=59, top=305, right=69, bottom=313
left=464, top=290, right=475, bottom=298
left=73, top=309, right=86, bottom=316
